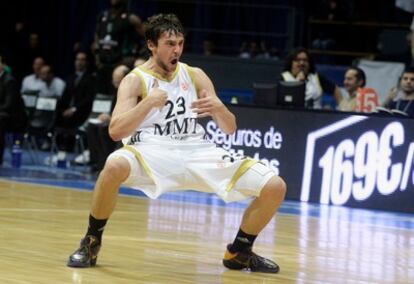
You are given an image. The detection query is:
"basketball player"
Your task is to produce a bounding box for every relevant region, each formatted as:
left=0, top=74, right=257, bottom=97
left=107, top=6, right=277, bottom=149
left=67, top=13, right=286, bottom=273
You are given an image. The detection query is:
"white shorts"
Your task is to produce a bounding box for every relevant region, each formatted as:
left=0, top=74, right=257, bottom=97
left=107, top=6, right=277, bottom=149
left=107, top=141, right=275, bottom=202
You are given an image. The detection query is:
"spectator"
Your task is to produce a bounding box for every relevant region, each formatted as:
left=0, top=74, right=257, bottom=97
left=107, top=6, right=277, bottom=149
left=80, top=64, right=130, bottom=172
left=311, top=0, right=348, bottom=53
left=133, top=57, right=146, bottom=68
left=202, top=39, right=215, bottom=56
left=0, top=55, right=27, bottom=165
left=383, top=67, right=414, bottom=117
left=20, top=57, right=45, bottom=94
left=22, top=33, right=45, bottom=76
left=8, top=21, right=28, bottom=81
left=93, top=0, right=144, bottom=94
left=396, top=0, right=414, bottom=66
left=239, top=40, right=269, bottom=59
left=239, top=41, right=258, bottom=59
left=53, top=52, right=96, bottom=151
left=313, top=0, right=348, bottom=21
left=38, top=65, right=66, bottom=97
left=280, top=47, right=341, bottom=108
left=337, top=67, right=378, bottom=113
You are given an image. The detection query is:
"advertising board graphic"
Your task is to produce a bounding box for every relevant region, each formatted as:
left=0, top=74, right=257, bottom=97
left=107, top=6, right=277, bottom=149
left=202, top=105, right=414, bottom=213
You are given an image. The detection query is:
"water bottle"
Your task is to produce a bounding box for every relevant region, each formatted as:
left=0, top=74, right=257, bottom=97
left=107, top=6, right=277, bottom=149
left=56, top=151, right=68, bottom=169
left=11, top=140, right=22, bottom=168
left=230, top=96, right=238, bottom=104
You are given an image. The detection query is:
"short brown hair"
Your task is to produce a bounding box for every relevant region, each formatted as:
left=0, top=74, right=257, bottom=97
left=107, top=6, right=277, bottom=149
left=144, top=13, right=184, bottom=47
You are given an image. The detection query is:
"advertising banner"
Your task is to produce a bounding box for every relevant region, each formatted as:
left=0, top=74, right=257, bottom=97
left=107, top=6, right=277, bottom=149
left=203, top=105, right=414, bottom=213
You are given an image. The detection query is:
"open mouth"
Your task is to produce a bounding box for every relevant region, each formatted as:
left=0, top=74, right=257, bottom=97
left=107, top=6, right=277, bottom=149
left=171, top=59, right=178, bottom=65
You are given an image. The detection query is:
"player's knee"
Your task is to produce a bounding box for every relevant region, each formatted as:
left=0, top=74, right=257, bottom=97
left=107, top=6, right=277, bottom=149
left=101, top=157, right=130, bottom=182
left=276, top=177, right=287, bottom=199
left=260, top=176, right=286, bottom=202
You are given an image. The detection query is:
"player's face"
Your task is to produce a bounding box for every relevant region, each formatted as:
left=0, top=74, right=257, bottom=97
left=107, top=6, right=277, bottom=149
left=343, top=69, right=361, bottom=94
left=151, top=31, right=184, bottom=73
left=400, top=72, right=414, bottom=94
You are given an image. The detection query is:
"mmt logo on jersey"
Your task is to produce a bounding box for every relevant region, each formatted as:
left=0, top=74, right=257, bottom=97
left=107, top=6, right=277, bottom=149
left=300, top=116, right=414, bottom=206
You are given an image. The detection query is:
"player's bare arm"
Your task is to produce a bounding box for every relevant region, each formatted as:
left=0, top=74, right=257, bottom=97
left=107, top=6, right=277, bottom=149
left=109, top=74, right=167, bottom=141
left=191, top=67, right=236, bottom=134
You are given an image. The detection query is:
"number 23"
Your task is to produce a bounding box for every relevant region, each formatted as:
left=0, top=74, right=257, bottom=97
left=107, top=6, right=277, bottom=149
left=165, top=96, right=186, bottom=119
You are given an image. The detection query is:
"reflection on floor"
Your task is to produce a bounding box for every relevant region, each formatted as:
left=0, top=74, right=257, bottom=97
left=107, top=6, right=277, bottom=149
left=2, top=147, right=414, bottom=283
left=1, top=147, right=414, bottom=231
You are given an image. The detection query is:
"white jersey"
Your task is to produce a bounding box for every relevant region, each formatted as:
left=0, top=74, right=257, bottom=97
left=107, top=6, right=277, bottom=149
left=108, top=62, right=276, bottom=202
left=124, top=62, right=206, bottom=145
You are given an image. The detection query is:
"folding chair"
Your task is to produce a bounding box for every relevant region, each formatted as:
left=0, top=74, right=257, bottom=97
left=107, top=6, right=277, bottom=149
left=24, top=96, right=58, bottom=165
left=74, top=94, right=114, bottom=166
left=22, top=91, right=39, bottom=118
left=20, top=91, right=40, bottom=164
left=91, top=93, right=113, bottom=118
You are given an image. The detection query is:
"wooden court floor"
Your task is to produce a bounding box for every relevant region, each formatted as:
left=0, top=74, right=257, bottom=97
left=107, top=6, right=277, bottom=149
left=0, top=179, right=413, bottom=283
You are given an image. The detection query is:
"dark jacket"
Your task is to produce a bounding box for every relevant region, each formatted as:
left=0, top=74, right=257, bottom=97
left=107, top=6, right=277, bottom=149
left=0, top=72, right=27, bottom=131
left=55, top=72, right=96, bottom=128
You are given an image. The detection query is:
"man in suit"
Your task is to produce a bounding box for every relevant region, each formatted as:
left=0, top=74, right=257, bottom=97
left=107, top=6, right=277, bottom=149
left=87, top=64, right=129, bottom=172
left=0, top=55, right=27, bottom=164
left=53, top=52, right=96, bottom=151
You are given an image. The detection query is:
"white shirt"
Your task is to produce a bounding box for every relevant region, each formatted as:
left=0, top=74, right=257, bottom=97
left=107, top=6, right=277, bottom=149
left=21, top=74, right=46, bottom=94
left=281, top=71, right=323, bottom=108
left=38, top=77, right=66, bottom=97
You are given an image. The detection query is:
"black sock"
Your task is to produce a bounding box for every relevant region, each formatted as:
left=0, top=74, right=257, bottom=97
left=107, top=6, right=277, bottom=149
left=229, top=228, right=257, bottom=253
left=86, top=214, right=107, bottom=244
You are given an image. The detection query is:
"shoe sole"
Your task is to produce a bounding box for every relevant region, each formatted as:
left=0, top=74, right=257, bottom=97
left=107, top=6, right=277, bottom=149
left=67, top=258, right=97, bottom=268
left=222, top=259, right=247, bottom=270
left=223, top=259, right=280, bottom=273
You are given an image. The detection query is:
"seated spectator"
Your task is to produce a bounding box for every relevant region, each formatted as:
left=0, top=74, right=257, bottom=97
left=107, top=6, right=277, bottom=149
left=203, top=39, right=215, bottom=56
left=280, top=48, right=341, bottom=109
left=134, top=57, right=146, bottom=68
left=239, top=41, right=259, bottom=59
left=53, top=52, right=96, bottom=151
left=0, top=55, right=27, bottom=165
left=38, top=65, right=66, bottom=97
left=75, top=64, right=130, bottom=172
left=383, top=67, right=414, bottom=118
left=239, top=40, right=269, bottom=59
left=20, top=56, right=45, bottom=94
left=337, top=67, right=378, bottom=113
left=88, top=65, right=129, bottom=172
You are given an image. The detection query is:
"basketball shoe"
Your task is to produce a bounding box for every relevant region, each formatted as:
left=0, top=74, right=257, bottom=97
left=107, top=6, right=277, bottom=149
left=222, top=244, right=279, bottom=273
left=67, top=235, right=101, bottom=267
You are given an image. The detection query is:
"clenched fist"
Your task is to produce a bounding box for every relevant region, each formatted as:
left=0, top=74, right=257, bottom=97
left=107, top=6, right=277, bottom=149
left=148, top=79, right=168, bottom=110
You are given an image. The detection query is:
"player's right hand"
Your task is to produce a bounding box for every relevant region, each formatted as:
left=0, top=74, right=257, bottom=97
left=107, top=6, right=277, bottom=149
left=148, top=79, right=168, bottom=109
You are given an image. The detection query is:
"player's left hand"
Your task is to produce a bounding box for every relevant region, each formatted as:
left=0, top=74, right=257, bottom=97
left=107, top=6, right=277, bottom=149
left=191, top=89, right=224, bottom=118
